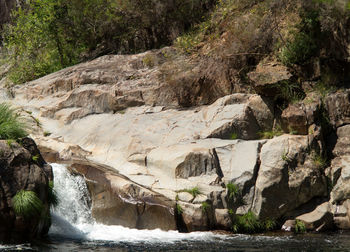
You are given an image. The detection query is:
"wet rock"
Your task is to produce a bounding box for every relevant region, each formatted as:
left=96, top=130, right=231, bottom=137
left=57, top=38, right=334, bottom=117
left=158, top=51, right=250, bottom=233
left=68, top=159, right=177, bottom=231
left=0, top=138, right=52, bottom=243
left=281, top=220, right=295, bottom=232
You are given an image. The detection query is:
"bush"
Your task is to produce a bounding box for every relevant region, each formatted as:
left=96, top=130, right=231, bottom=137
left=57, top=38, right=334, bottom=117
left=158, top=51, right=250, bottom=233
left=279, top=32, right=318, bottom=66
left=232, top=211, right=276, bottom=234
left=12, top=190, right=44, bottom=219
left=294, top=219, right=306, bottom=234
left=226, top=183, right=239, bottom=200
left=0, top=103, right=27, bottom=140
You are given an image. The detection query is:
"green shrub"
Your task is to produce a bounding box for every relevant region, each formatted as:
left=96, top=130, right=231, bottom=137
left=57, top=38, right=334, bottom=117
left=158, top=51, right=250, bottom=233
left=232, top=211, right=261, bottom=233
left=0, top=103, right=27, bottom=140
left=294, top=219, right=306, bottom=234
left=12, top=190, right=44, bottom=219
left=279, top=32, right=317, bottom=66
left=232, top=211, right=276, bottom=234
left=226, top=183, right=239, bottom=200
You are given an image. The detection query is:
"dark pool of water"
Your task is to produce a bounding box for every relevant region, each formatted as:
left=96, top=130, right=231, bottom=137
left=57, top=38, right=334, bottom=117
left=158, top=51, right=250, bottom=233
left=2, top=231, right=350, bottom=252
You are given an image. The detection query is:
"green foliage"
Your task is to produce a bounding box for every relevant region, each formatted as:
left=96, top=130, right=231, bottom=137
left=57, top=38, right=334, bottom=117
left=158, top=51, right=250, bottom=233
left=0, top=103, right=27, bottom=140
left=294, top=219, right=307, bottom=234
left=178, top=187, right=201, bottom=198
left=176, top=204, right=183, bottom=215
left=226, top=183, right=239, bottom=200
left=281, top=150, right=292, bottom=162
left=48, top=181, right=59, bottom=208
left=312, top=153, right=328, bottom=169
left=279, top=9, right=321, bottom=66
left=229, top=132, right=238, bottom=140
left=142, top=54, right=155, bottom=68
left=201, top=202, right=210, bottom=213
left=43, top=131, right=51, bottom=137
left=279, top=33, right=317, bottom=66
left=12, top=190, right=44, bottom=219
left=32, top=154, right=40, bottom=162
left=277, top=81, right=305, bottom=104
left=3, top=0, right=213, bottom=84
left=232, top=211, right=276, bottom=234
left=258, top=126, right=283, bottom=140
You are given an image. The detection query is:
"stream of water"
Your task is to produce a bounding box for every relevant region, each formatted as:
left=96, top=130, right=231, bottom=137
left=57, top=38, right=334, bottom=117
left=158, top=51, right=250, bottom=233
left=2, top=163, right=350, bottom=251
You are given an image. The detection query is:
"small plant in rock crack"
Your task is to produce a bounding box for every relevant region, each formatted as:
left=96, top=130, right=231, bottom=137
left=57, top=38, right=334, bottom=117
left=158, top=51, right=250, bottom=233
left=229, top=132, right=238, bottom=140
left=177, top=187, right=201, bottom=198
left=294, top=219, right=306, bottom=234
left=43, top=131, right=51, bottom=137
left=226, top=183, right=239, bottom=200
left=201, top=202, right=210, bottom=213
left=281, top=150, right=292, bottom=163
left=176, top=204, right=183, bottom=215
left=312, top=153, right=328, bottom=170
left=32, top=154, right=40, bottom=162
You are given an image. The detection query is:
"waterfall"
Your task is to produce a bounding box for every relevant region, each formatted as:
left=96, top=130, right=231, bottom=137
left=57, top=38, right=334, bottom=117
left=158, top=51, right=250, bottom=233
left=49, top=163, right=221, bottom=243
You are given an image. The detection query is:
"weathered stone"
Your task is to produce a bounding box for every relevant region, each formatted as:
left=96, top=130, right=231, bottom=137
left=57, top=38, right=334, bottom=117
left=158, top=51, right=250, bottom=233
left=68, top=159, right=177, bottom=231
left=252, top=135, right=327, bottom=219
left=247, top=62, right=293, bottom=96
left=296, top=202, right=334, bottom=231
left=330, top=156, right=350, bottom=203
left=178, top=202, right=211, bottom=231
left=325, top=90, right=350, bottom=128
left=281, top=220, right=295, bottom=232
left=214, top=209, right=232, bottom=230
left=0, top=138, right=52, bottom=243
left=281, top=104, right=308, bottom=135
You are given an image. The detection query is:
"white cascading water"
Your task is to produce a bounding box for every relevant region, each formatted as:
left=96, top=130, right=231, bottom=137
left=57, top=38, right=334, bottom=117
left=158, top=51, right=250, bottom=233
left=50, top=163, right=222, bottom=243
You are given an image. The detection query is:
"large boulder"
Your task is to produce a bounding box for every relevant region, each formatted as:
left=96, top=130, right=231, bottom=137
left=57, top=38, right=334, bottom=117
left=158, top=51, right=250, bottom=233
left=247, top=61, right=293, bottom=97
left=252, top=135, right=327, bottom=219
left=325, top=90, right=350, bottom=128
left=0, top=138, right=52, bottom=243
left=296, top=202, right=334, bottom=232
left=68, top=159, right=177, bottom=231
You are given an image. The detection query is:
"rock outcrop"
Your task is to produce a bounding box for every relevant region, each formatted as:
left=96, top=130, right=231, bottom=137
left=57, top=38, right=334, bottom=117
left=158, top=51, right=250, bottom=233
left=6, top=49, right=350, bottom=234
left=0, top=138, right=53, bottom=243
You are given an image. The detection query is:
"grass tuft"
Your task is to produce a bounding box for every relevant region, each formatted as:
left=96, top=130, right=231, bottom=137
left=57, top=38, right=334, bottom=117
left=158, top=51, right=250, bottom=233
left=176, top=204, right=183, bottom=215
left=177, top=187, right=201, bottom=198
left=294, top=219, right=306, bottom=234
left=12, top=190, right=44, bottom=219
left=232, top=211, right=277, bottom=234
left=201, top=202, right=210, bottom=213
left=226, top=183, right=239, bottom=200
left=0, top=103, right=27, bottom=140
